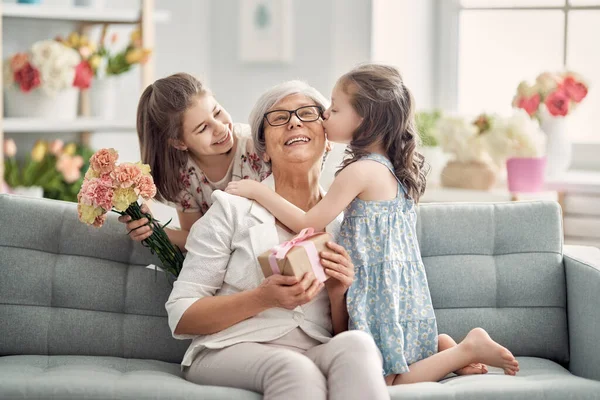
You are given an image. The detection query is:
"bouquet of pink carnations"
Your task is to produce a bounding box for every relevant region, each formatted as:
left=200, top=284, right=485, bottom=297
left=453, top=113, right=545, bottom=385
left=77, top=148, right=184, bottom=277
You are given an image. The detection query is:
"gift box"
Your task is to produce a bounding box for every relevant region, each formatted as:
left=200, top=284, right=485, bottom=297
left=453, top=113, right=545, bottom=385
left=258, top=228, right=331, bottom=282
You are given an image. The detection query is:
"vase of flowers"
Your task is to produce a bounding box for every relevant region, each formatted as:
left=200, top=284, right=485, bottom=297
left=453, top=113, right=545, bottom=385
left=77, top=148, right=184, bottom=278
left=512, top=71, right=588, bottom=177
left=3, top=39, right=93, bottom=119
left=483, top=110, right=547, bottom=192
left=434, top=113, right=499, bottom=190
left=68, top=29, right=151, bottom=119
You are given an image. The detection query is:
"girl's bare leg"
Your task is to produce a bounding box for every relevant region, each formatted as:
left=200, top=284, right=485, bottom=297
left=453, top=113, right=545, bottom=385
left=389, top=328, right=519, bottom=385
left=438, top=333, right=488, bottom=375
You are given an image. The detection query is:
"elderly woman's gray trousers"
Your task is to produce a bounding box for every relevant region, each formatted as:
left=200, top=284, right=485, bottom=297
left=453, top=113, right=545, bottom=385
left=183, top=330, right=390, bottom=400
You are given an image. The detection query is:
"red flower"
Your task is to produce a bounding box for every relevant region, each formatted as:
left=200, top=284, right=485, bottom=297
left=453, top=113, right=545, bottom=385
left=73, top=61, right=94, bottom=89
left=545, top=89, right=570, bottom=117
left=14, top=62, right=41, bottom=93
left=516, top=94, right=541, bottom=117
left=562, top=76, right=588, bottom=103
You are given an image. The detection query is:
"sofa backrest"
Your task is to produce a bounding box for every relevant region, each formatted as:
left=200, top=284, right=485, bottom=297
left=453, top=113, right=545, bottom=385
left=1, top=195, right=567, bottom=364
left=417, top=201, right=568, bottom=364
left=0, top=194, right=189, bottom=363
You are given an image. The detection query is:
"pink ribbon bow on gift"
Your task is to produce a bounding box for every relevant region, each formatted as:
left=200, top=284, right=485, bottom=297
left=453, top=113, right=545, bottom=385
left=268, top=228, right=328, bottom=282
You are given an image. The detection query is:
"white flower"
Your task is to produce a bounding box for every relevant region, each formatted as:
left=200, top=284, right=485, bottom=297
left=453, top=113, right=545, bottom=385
left=434, top=115, right=488, bottom=163
left=30, top=40, right=80, bottom=96
left=484, top=109, right=546, bottom=165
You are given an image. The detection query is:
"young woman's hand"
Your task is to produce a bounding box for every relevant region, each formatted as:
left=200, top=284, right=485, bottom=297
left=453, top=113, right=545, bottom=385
left=321, top=241, right=355, bottom=300
left=117, top=203, right=153, bottom=242
left=257, top=272, right=324, bottom=310
left=225, top=179, right=264, bottom=200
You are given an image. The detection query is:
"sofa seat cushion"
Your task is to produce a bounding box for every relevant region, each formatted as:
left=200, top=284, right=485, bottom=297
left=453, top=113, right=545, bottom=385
left=389, top=357, right=600, bottom=400
left=0, top=355, right=260, bottom=400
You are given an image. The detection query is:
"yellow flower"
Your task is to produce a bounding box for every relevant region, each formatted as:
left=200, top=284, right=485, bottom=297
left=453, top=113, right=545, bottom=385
left=85, top=167, right=99, bottom=179
left=136, top=161, right=151, bottom=176
left=125, top=48, right=143, bottom=64
left=130, top=29, right=142, bottom=47
left=79, top=35, right=90, bottom=47
left=63, top=143, right=77, bottom=156
left=78, top=203, right=103, bottom=225
left=89, top=55, right=102, bottom=70
left=31, top=140, right=48, bottom=162
left=68, top=32, right=80, bottom=48
left=113, top=187, right=138, bottom=212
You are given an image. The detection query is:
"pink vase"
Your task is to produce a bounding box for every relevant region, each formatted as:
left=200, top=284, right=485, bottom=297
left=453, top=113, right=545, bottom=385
left=506, top=157, right=546, bottom=193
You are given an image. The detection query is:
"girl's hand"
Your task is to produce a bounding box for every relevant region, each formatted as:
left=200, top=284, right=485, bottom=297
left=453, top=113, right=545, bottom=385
left=257, top=272, right=324, bottom=310
left=225, top=179, right=263, bottom=200
left=321, top=241, right=355, bottom=300
left=117, top=203, right=153, bottom=242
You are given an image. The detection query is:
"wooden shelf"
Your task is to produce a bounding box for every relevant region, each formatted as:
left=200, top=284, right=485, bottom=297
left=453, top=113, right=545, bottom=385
left=3, top=117, right=136, bottom=133
left=2, top=4, right=170, bottom=24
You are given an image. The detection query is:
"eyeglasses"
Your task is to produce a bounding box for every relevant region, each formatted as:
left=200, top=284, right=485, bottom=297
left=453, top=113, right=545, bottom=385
left=264, top=105, right=323, bottom=127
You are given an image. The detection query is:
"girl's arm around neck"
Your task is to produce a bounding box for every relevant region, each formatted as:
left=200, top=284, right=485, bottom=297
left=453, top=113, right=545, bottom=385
left=254, top=162, right=368, bottom=233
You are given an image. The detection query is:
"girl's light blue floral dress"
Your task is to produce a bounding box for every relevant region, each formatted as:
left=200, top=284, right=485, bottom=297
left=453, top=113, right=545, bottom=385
left=342, top=153, right=438, bottom=376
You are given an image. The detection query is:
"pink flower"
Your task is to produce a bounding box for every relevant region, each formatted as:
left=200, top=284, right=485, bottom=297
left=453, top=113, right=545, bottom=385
left=3, top=138, right=17, bottom=158
left=136, top=175, right=157, bottom=200
left=111, top=162, right=143, bottom=189
left=93, top=213, right=107, bottom=228
left=49, top=139, right=64, bottom=156
left=545, top=89, right=570, bottom=117
left=56, top=154, right=84, bottom=183
left=73, top=60, right=93, bottom=89
left=9, top=53, right=28, bottom=72
left=516, top=94, right=541, bottom=117
left=14, top=62, right=41, bottom=93
left=80, top=175, right=115, bottom=210
left=90, top=148, right=118, bottom=175
left=562, top=76, right=588, bottom=103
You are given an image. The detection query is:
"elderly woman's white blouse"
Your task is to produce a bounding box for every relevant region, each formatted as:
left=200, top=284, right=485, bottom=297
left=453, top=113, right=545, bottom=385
left=166, top=175, right=342, bottom=367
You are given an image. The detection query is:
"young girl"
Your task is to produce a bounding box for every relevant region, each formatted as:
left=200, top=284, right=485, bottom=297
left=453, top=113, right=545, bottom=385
left=119, top=73, right=270, bottom=249
left=226, top=64, right=520, bottom=385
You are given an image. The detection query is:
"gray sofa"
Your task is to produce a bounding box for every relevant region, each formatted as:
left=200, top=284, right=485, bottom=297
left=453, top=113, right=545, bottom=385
left=1, top=193, right=600, bottom=400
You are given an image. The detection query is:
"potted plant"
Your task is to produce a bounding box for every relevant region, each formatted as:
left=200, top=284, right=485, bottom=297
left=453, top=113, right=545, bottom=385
left=59, top=28, right=151, bottom=119
left=484, top=110, right=547, bottom=193
left=434, top=113, right=499, bottom=190
left=4, top=138, right=94, bottom=201
left=3, top=39, right=93, bottom=119
left=512, top=71, right=588, bottom=177
left=416, top=110, right=448, bottom=186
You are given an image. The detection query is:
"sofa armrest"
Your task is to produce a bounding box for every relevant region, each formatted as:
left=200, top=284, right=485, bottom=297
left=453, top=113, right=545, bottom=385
left=564, top=245, right=600, bottom=381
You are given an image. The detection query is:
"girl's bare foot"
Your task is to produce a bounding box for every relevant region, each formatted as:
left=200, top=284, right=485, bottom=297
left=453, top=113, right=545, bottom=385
left=461, top=328, right=519, bottom=375
left=455, top=362, right=488, bottom=375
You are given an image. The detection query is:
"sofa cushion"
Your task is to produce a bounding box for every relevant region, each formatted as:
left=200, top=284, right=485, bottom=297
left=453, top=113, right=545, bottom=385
left=417, top=202, right=568, bottom=363
left=0, top=195, right=189, bottom=363
left=0, top=355, right=260, bottom=400
left=389, top=357, right=600, bottom=400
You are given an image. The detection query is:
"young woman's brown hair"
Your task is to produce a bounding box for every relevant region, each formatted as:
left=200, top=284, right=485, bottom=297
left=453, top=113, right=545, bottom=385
left=136, top=72, right=206, bottom=203
left=337, top=64, right=429, bottom=202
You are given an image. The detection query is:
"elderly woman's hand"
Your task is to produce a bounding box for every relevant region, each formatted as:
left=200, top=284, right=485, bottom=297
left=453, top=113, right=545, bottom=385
left=321, top=241, right=355, bottom=300
left=257, top=272, right=324, bottom=310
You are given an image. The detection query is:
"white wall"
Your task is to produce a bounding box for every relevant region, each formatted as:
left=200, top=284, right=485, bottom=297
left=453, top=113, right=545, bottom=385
left=371, top=0, right=436, bottom=110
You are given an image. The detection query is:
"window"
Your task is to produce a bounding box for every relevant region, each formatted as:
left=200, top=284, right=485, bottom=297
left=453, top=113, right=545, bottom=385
left=455, top=0, right=600, bottom=142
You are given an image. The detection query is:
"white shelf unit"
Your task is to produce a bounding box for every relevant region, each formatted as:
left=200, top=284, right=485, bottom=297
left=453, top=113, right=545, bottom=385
left=0, top=1, right=163, bottom=192
left=4, top=118, right=136, bottom=133
left=2, top=3, right=170, bottom=24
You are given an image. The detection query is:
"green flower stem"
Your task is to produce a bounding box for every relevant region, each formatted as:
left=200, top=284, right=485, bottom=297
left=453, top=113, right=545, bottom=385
left=119, top=202, right=185, bottom=278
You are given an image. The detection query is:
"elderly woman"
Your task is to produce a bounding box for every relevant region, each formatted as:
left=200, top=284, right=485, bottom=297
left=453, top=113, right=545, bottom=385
left=166, top=81, right=389, bottom=399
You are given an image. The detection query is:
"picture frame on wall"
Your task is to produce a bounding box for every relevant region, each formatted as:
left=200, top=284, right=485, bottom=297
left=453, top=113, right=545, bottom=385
left=239, top=0, right=293, bottom=63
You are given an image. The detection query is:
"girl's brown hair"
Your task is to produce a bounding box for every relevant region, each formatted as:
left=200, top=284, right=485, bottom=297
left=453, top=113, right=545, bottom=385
left=136, top=72, right=206, bottom=203
left=337, top=64, right=428, bottom=202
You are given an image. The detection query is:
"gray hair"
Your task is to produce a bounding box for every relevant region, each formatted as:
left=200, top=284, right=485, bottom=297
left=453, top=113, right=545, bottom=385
left=249, top=80, right=330, bottom=160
